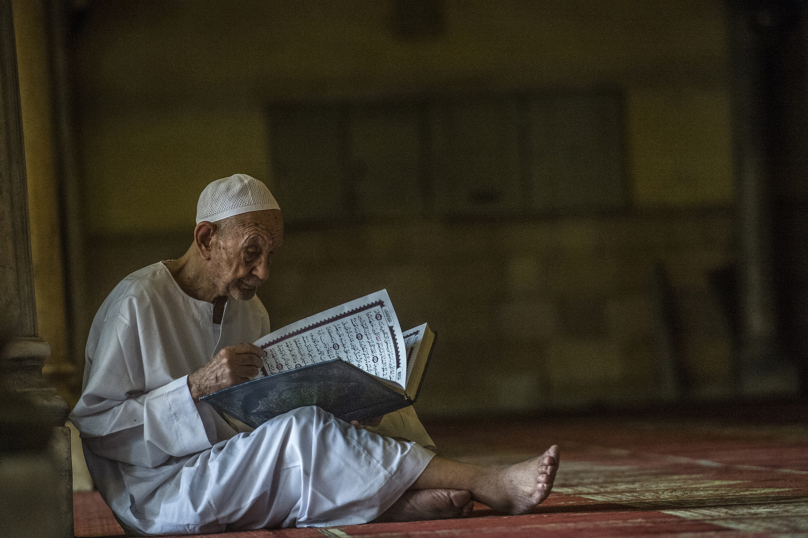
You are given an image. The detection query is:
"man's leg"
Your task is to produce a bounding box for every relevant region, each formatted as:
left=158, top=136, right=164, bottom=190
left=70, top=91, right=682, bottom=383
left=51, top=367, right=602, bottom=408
left=208, top=406, right=437, bottom=529
left=377, top=445, right=560, bottom=522
left=118, top=406, right=436, bottom=534
left=119, top=405, right=557, bottom=533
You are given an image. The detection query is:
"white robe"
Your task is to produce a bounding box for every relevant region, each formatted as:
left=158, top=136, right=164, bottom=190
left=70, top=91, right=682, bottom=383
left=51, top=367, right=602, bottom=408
left=70, top=262, right=434, bottom=535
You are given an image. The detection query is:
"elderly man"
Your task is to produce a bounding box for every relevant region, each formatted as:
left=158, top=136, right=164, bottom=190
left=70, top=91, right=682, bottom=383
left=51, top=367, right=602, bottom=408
left=70, top=174, right=559, bottom=535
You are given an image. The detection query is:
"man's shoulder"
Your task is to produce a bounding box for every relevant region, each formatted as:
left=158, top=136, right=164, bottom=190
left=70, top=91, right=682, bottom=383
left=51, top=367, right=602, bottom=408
left=100, top=263, right=175, bottom=320
left=116, top=262, right=172, bottom=298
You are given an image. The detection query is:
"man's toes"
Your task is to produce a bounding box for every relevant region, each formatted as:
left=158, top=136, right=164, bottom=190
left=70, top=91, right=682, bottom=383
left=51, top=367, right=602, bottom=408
left=543, top=446, right=560, bottom=466
left=447, top=489, right=472, bottom=508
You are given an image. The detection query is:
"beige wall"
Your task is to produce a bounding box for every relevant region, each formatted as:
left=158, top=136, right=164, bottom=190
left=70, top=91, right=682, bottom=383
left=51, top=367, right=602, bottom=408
left=80, top=103, right=270, bottom=235
left=73, top=0, right=734, bottom=231
left=66, top=0, right=736, bottom=413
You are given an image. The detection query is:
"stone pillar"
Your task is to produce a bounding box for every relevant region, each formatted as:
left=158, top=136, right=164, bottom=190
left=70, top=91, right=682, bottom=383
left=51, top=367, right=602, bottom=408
left=0, top=0, right=72, bottom=536
left=727, top=0, right=799, bottom=396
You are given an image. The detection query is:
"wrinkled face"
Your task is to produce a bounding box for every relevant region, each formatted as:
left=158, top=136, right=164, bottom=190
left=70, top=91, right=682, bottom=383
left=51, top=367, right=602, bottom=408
left=207, top=210, right=284, bottom=301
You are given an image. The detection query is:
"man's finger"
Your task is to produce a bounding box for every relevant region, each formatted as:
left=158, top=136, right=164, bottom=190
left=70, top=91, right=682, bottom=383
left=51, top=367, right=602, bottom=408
left=350, top=420, right=366, bottom=430
left=230, top=353, right=263, bottom=369
left=224, top=345, right=265, bottom=368
left=219, top=349, right=262, bottom=365
left=228, top=342, right=265, bottom=356
left=233, top=365, right=261, bottom=381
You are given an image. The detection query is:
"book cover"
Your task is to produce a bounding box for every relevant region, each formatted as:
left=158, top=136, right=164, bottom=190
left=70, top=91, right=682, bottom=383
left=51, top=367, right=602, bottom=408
left=201, top=359, right=414, bottom=427
left=200, top=291, right=435, bottom=428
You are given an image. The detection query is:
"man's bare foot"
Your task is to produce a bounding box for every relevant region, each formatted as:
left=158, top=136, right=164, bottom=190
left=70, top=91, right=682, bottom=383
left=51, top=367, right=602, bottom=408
left=373, top=489, right=474, bottom=523
left=476, top=445, right=560, bottom=514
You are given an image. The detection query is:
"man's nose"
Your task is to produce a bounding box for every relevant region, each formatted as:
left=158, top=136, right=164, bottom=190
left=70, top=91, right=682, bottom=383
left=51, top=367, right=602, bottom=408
left=253, top=257, right=270, bottom=281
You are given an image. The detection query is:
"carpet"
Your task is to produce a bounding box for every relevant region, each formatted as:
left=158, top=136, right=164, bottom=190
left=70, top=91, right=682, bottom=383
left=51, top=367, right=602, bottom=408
left=74, top=403, right=808, bottom=537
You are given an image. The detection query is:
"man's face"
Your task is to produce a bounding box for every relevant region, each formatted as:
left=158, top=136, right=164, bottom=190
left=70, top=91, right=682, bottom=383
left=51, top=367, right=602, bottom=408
left=207, top=210, right=284, bottom=301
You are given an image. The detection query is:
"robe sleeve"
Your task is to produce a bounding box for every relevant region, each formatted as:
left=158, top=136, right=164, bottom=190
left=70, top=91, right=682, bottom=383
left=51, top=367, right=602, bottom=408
left=70, top=309, right=215, bottom=469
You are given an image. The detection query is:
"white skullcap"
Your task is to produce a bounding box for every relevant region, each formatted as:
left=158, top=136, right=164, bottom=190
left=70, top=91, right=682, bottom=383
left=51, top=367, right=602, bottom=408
left=196, top=173, right=280, bottom=224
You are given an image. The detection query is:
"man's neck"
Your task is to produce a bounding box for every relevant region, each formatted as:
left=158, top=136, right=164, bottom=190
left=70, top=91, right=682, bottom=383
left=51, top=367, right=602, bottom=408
left=164, top=248, right=219, bottom=304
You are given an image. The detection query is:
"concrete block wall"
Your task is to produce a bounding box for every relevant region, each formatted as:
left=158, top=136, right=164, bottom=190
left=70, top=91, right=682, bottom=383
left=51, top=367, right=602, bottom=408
left=261, top=211, right=735, bottom=416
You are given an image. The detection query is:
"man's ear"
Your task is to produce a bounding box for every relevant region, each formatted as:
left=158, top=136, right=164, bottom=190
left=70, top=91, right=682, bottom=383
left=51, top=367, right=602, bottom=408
left=194, top=222, right=216, bottom=260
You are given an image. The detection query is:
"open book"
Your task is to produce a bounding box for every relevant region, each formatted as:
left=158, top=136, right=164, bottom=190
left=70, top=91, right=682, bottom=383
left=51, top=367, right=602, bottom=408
left=201, top=290, right=436, bottom=428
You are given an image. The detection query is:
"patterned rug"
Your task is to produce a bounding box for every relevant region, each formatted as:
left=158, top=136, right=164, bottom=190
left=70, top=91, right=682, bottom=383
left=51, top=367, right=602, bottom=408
left=74, top=403, right=808, bottom=537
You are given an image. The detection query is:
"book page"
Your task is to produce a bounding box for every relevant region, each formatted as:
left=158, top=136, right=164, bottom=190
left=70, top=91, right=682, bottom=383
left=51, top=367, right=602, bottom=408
left=402, top=323, right=427, bottom=386
left=254, top=290, right=407, bottom=387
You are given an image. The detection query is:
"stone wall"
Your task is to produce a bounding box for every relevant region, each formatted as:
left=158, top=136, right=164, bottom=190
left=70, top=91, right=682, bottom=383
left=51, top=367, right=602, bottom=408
left=62, top=0, right=740, bottom=412
left=266, top=213, right=736, bottom=415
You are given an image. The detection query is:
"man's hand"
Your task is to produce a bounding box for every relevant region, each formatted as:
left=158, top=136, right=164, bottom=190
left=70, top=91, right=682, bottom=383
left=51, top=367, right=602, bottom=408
left=188, top=343, right=264, bottom=402
left=350, top=416, right=384, bottom=430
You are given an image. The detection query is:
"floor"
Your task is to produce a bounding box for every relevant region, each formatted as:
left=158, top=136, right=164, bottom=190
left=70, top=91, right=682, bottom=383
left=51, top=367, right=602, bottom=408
left=74, top=402, right=808, bottom=537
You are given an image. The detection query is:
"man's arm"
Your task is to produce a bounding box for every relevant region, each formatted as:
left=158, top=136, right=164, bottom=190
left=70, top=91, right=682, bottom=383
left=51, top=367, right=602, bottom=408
left=71, top=314, right=260, bottom=468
